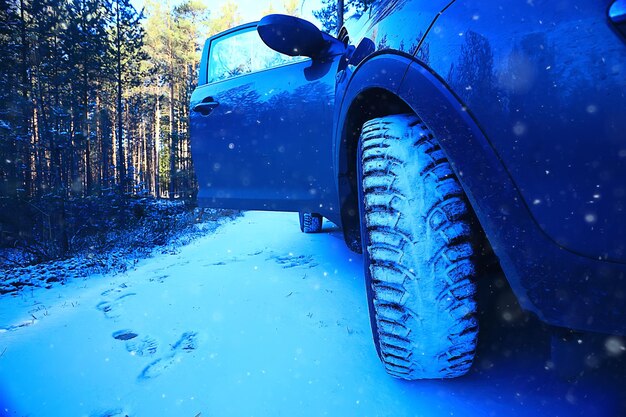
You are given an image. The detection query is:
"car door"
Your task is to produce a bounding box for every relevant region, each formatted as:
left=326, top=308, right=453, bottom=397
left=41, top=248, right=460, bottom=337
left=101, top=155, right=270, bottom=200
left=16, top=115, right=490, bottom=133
left=190, top=23, right=342, bottom=214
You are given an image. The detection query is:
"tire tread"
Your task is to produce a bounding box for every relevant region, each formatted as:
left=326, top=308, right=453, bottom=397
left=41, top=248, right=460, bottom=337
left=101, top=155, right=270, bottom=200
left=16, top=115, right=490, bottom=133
left=360, top=114, right=479, bottom=379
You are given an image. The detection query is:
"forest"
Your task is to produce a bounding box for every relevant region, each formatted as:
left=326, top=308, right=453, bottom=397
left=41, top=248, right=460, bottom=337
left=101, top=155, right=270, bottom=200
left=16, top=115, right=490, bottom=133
left=0, top=0, right=370, bottom=267
left=0, top=0, right=299, bottom=265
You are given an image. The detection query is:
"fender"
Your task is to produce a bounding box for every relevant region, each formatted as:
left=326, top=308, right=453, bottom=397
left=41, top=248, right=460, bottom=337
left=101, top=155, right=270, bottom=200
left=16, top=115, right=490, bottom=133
left=335, top=52, right=626, bottom=334
left=334, top=51, right=414, bottom=174
left=334, top=52, right=414, bottom=250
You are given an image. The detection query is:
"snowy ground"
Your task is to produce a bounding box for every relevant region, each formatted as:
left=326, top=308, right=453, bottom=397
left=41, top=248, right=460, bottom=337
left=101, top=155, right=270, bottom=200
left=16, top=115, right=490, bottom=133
left=0, top=211, right=624, bottom=417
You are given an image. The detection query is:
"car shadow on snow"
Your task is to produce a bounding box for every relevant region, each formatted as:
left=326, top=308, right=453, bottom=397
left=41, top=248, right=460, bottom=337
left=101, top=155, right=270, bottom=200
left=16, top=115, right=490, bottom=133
left=450, top=263, right=626, bottom=417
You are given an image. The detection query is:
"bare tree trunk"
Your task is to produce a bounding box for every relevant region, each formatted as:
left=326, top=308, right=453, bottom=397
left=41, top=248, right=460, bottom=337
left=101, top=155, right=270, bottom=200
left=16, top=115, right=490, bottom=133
left=115, top=1, right=125, bottom=194
left=168, top=80, right=176, bottom=199
left=154, top=95, right=160, bottom=198
left=111, top=110, right=117, bottom=189
left=96, top=93, right=107, bottom=191
left=337, top=0, right=344, bottom=33
left=85, top=133, right=91, bottom=194
left=69, top=106, right=79, bottom=196
left=125, top=101, right=132, bottom=193
left=83, top=72, right=91, bottom=195
left=33, top=106, right=43, bottom=195
left=18, top=0, right=32, bottom=197
left=141, top=116, right=147, bottom=193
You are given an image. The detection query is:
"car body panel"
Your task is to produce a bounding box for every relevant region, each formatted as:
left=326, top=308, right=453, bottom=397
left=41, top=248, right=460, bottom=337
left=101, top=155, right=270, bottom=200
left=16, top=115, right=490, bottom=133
left=419, top=0, right=626, bottom=262
left=343, top=0, right=453, bottom=54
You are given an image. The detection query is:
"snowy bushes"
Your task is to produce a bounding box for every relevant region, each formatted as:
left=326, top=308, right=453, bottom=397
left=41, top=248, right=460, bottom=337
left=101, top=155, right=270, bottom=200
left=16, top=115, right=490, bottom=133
left=0, top=197, right=239, bottom=294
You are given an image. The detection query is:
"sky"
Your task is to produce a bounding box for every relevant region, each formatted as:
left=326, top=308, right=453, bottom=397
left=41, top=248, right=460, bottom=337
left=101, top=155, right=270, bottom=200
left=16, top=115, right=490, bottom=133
left=131, top=0, right=323, bottom=27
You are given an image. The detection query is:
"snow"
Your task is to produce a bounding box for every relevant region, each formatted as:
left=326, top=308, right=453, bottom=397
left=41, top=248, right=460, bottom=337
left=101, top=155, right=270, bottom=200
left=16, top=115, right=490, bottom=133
left=0, top=211, right=624, bottom=417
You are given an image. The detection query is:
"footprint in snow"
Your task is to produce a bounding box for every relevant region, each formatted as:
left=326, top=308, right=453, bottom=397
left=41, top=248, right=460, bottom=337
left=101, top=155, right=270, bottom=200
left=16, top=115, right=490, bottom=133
left=138, top=332, right=198, bottom=380
left=96, top=293, right=136, bottom=319
left=100, top=283, right=129, bottom=297
left=0, top=320, right=36, bottom=333
left=149, top=274, right=169, bottom=283
left=112, top=330, right=159, bottom=357
left=112, top=329, right=138, bottom=341
left=126, top=335, right=159, bottom=357
left=208, top=257, right=244, bottom=266
left=270, top=253, right=318, bottom=269
left=90, top=407, right=128, bottom=417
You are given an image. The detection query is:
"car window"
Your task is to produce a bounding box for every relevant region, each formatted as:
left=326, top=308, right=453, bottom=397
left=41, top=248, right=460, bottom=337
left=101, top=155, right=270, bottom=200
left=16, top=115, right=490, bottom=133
left=207, top=26, right=307, bottom=84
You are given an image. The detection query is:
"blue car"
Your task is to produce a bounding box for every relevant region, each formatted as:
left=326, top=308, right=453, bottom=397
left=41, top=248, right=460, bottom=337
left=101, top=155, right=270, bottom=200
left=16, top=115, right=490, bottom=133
left=190, top=0, right=626, bottom=379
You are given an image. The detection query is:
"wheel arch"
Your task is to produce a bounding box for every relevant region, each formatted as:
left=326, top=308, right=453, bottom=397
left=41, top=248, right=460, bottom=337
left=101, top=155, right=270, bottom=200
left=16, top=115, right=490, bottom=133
left=335, top=52, right=536, bottom=316
left=335, top=52, right=414, bottom=252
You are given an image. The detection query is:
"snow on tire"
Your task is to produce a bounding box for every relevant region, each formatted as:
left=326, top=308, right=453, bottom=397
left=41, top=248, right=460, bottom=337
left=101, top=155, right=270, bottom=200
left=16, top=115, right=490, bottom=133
left=358, top=114, right=478, bottom=379
left=299, top=212, right=323, bottom=233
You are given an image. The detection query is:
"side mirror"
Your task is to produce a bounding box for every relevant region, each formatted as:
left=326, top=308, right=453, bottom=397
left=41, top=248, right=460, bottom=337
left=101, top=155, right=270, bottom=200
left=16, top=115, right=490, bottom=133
left=610, top=0, right=626, bottom=24
left=257, top=14, right=326, bottom=59
left=610, top=0, right=626, bottom=37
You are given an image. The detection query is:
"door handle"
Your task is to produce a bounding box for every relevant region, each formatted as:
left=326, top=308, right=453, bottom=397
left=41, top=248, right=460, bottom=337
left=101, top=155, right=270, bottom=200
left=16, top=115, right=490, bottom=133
left=193, top=100, right=220, bottom=116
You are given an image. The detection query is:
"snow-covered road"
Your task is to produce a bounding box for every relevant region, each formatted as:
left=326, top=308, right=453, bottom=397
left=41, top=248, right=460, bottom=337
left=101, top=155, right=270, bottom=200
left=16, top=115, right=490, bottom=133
left=0, top=211, right=624, bottom=417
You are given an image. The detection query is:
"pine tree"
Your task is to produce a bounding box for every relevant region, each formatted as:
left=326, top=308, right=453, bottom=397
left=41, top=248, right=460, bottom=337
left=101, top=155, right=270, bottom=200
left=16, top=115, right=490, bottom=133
left=143, top=0, right=207, bottom=199
left=207, top=0, right=241, bottom=36
left=106, top=0, right=145, bottom=194
left=64, top=0, right=109, bottom=195
left=314, top=0, right=373, bottom=33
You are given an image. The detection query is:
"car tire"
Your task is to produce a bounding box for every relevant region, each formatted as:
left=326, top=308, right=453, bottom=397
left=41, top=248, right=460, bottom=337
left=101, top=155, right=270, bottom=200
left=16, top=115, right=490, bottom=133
left=299, top=212, right=323, bottom=233
left=357, top=114, right=479, bottom=379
